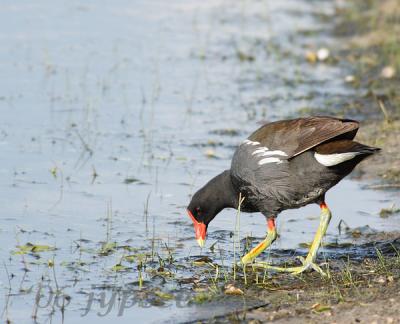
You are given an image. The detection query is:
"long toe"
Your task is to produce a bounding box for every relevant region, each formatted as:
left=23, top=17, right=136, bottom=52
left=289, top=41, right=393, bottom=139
left=252, top=260, right=328, bottom=277
left=291, top=261, right=327, bottom=276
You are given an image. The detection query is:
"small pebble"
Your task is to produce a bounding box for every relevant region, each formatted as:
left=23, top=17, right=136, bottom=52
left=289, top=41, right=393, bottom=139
left=373, top=276, right=387, bottom=284
left=248, top=320, right=261, bottom=324
left=345, top=75, right=355, bottom=83
left=224, top=283, right=244, bottom=295
left=317, top=48, right=330, bottom=61
left=306, top=51, right=317, bottom=63
left=381, top=66, right=396, bottom=79
left=204, top=149, right=218, bottom=159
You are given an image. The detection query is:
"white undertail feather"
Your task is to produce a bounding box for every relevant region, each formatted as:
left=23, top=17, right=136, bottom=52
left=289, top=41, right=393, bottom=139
left=314, top=152, right=360, bottom=167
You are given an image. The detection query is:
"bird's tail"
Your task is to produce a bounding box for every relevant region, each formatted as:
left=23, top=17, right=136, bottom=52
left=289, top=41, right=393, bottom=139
left=314, top=140, right=380, bottom=167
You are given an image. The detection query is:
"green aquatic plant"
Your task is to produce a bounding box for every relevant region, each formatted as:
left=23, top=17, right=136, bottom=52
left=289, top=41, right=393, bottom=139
left=13, top=243, right=57, bottom=255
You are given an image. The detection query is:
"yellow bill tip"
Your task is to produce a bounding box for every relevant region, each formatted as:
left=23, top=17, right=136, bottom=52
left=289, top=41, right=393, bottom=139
left=197, top=238, right=205, bottom=248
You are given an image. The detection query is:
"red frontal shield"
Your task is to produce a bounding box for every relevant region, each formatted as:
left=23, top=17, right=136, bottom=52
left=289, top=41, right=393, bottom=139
left=187, top=209, right=206, bottom=247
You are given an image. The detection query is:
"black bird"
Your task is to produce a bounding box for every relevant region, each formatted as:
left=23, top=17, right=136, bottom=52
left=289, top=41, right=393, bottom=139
left=187, top=116, right=380, bottom=275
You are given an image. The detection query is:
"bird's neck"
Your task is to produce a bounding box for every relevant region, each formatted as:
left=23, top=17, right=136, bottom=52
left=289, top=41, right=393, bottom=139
left=208, top=170, right=239, bottom=212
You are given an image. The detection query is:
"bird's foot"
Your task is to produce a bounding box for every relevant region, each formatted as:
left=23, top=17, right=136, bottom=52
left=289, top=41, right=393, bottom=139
left=252, top=257, right=328, bottom=277
left=286, top=256, right=328, bottom=276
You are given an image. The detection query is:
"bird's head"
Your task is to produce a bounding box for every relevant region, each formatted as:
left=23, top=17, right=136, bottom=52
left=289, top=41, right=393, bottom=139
left=187, top=189, right=216, bottom=248
left=186, top=170, right=237, bottom=248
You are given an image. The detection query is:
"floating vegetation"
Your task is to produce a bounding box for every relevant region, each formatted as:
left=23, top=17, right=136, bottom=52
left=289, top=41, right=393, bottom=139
left=123, top=255, right=136, bottom=263
left=192, top=256, right=213, bottom=266
left=191, top=291, right=214, bottom=304
left=60, top=260, right=91, bottom=272
left=12, top=243, right=57, bottom=255
left=236, top=50, right=255, bottom=62
left=379, top=204, right=400, bottom=218
left=209, top=129, right=241, bottom=137
left=110, top=263, right=130, bottom=272
left=123, top=177, right=148, bottom=185
left=123, top=177, right=141, bottom=184
left=154, top=291, right=174, bottom=300
left=99, top=242, right=117, bottom=256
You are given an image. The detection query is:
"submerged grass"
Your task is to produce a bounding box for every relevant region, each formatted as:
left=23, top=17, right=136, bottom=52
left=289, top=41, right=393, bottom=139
left=233, top=193, right=245, bottom=281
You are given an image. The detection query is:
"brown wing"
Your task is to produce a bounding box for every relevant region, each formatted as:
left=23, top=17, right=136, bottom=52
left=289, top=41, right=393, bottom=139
left=248, top=116, right=359, bottom=158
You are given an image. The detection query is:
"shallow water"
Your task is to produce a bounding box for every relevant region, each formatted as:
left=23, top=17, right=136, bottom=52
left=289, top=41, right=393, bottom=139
left=0, top=0, right=399, bottom=323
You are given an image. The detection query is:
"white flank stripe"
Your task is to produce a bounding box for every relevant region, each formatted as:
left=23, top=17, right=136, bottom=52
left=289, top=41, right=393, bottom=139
left=258, top=157, right=282, bottom=165
left=314, top=152, right=359, bottom=167
left=252, top=147, right=269, bottom=155
left=257, top=150, right=288, bottom=157
left=243, top=139, right=260, bottom=146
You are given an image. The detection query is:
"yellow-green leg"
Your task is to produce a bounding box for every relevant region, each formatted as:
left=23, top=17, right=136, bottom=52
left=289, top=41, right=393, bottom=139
left=253, top=203, right=332, bottom=276
left=241, top=218, right=277, bottom=264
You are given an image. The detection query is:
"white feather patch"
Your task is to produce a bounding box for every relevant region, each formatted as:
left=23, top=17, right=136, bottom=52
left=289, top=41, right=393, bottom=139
left=252, top=147, right=269, bottom=155
left=243, top=139, right=260, bottom=146
left=258, top=157, right=282, bottom=165
left=257, top=150, right=287, bottom=157
left=314, top=152, right=359, bottom=167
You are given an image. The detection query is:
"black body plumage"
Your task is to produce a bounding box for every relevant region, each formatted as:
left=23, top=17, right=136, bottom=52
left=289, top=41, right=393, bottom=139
left=187, top=116, right=380, bottom=225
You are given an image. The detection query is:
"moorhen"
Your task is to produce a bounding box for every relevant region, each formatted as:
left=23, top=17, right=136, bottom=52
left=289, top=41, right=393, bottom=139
left=187, top=116, right=380, bottom=275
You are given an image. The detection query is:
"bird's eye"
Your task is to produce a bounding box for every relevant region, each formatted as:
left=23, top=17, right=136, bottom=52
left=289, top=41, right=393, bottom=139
left=196, top=207, right=201, bottom=214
